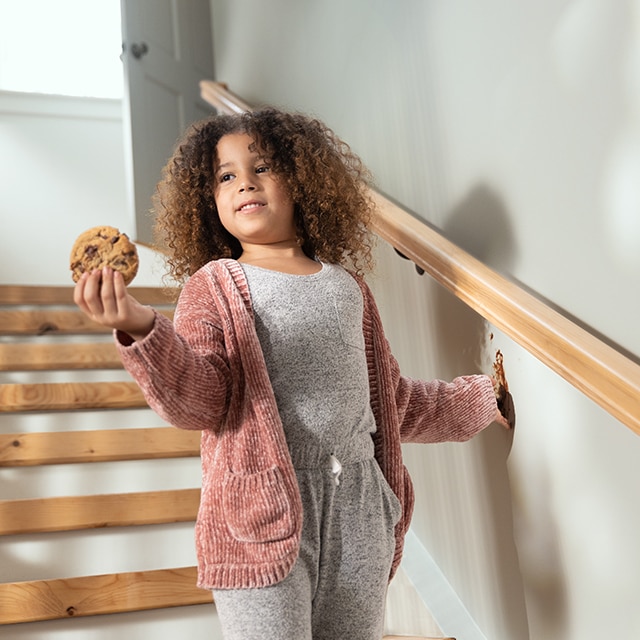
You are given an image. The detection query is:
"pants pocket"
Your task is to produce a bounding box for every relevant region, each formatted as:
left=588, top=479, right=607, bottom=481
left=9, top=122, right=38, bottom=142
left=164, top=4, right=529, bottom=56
left=374, top=463, right=403, bottom=528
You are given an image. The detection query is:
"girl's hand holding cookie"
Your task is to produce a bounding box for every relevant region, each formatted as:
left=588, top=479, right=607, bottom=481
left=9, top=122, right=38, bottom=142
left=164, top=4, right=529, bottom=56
left=70, top=225, right=139, bottom=285
left=74, top=267, right=155, bottom=342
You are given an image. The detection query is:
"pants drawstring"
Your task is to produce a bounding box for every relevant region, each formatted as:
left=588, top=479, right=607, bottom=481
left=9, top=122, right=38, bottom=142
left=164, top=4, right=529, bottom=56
left=329, top=454, right=342, bottom=486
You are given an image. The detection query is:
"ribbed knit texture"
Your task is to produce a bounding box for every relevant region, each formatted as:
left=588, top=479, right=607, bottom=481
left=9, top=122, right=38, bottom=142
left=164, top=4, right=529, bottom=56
left=116, top=259, right=498, bottom=590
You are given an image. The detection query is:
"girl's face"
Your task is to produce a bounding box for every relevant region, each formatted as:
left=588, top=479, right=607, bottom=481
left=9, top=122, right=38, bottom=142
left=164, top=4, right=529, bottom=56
left=213, top=132, right=296, bottom=254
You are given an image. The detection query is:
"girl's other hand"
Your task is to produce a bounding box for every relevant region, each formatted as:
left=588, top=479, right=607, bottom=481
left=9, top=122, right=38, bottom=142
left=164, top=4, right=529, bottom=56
left=494, top=408, right=513, bottom=430
left=73, top=267, right=155, bottom=341
left=493, top=382, right=516, bottom=431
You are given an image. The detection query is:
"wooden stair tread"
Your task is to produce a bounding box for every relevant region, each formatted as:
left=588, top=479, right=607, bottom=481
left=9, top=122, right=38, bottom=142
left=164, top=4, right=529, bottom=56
left=0, top=488, right=200, bottom=535
left=0, top=427, right=200, bottom=466
left=0, top=381, right=147, bottom=412
left=0, top=308, right=174, bottom=335
left=0, top=285, right=179, bottom=306
left=0, top=342, right=122, bottom=370
left=0, top=566, right=209, bottom=624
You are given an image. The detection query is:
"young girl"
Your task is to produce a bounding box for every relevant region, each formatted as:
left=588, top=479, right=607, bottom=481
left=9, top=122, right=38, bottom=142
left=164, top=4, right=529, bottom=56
left=74, top=108, right=513, bottom=640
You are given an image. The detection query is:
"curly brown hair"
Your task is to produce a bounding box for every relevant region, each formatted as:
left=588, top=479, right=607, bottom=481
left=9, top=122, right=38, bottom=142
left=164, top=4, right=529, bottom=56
left=153, top=108, right=375, bottom=283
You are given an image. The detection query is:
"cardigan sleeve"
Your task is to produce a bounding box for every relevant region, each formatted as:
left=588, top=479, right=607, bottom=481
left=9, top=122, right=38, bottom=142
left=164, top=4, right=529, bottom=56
left=392, top=355, right=498, bottom=443
left=359, top=276, right=498, bottom=443
left=115, top=269, right=231, bottom=431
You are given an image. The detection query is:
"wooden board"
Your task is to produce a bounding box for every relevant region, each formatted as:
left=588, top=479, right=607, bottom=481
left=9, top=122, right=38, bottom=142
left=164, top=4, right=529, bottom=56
left=0, top=381, right=147, bottom=412
left=0, top=488, right=200, bottom=534
left=0, top=427, right=200, bottom=466
left=0, top=285, right=180, bottom=306
left=0, top=342, right=122, bottom=371
left=0, top=309, right=174, bottom=335
left=0, top=567, right=210, bottom=624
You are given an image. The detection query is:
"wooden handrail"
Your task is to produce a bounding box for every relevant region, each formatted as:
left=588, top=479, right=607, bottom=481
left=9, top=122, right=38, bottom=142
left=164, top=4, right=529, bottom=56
left=369, top=191, right=640, bottom=435
left=200, top=80, right=252, bottom=114
left=199, top=80, right=640, bottom=435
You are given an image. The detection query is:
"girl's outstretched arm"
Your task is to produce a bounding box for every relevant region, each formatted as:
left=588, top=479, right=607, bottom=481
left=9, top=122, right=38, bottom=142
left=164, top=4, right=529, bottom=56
left=393, top=370, right=501, bottom=443
left=74, top=267, right=155, bottom=341
left=74, top=266, right=231, bottom=431
left=357, top=274, right=513, bottom=442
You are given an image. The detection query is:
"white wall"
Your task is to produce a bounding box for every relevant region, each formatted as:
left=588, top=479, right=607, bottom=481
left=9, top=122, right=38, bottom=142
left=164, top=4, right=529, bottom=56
left=0, top=91, right=167, bottom=286
left=210, top=1, right=640, bottom=639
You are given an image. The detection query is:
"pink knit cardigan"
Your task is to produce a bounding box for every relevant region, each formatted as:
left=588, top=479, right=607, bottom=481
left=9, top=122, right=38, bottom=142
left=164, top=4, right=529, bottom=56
left=116, top=259, right=497, bottom=590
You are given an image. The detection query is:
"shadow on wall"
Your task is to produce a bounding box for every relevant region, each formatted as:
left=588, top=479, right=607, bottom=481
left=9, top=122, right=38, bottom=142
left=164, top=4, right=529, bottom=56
left=433, top=184, right=517, bottom=376
left=433, top=183, right=567, bottom=640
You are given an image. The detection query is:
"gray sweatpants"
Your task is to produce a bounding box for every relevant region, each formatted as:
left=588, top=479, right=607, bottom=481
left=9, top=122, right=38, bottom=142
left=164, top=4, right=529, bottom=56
left=213, top=452, right=401, bottom=640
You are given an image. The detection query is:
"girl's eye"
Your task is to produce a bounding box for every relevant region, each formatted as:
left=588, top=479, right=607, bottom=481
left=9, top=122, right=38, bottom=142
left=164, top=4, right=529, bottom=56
left=219, top=173, right=233, bottom=183
left=256, top=165, right=270, bottom=174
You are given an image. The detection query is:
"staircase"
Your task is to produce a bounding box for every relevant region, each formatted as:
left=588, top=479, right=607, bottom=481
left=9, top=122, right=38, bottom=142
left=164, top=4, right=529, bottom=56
left=0, top=284, right=209, bottom=626
left=0, top=284, right=453, bottom=639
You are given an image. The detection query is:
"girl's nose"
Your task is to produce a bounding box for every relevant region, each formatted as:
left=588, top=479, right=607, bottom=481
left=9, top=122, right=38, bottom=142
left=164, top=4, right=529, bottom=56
left=239, top=175, right=256, bottom=192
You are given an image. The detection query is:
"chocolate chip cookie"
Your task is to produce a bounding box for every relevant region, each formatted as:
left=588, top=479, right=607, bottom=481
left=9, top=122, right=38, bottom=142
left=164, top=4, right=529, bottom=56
left=70, top=226, right=139, bottom=285
left=493, top=349, right=516, bottom=430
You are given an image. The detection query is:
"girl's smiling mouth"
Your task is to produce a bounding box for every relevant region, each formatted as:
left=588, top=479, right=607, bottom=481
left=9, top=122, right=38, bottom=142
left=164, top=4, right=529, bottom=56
left=237, top=200, right=265, bottom=212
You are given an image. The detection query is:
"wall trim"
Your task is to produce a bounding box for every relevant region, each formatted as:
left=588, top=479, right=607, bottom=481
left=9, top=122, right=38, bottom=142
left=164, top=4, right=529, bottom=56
left=0, top=90, right=122, bottom=121
left=400, top=529, right=488, bottom=640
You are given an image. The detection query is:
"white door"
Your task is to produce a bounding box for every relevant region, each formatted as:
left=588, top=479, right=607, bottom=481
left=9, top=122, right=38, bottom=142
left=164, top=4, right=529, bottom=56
left=121, top=0, right=214, bottom=245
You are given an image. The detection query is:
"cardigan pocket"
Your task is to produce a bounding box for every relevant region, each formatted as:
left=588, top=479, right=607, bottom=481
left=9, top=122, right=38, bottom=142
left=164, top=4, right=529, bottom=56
left=222, top=466, right=296, bottom=543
